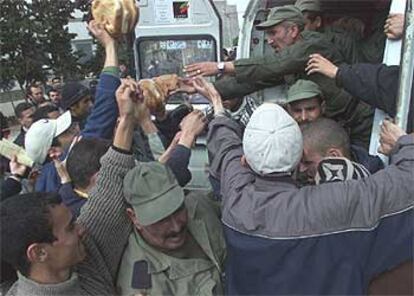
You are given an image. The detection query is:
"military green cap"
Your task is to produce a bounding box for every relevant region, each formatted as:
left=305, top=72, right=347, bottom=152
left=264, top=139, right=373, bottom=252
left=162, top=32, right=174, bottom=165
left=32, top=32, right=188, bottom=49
left=287, top=79, right=322, bottom=103
left=294, top=0, right=322, bottom=12
left=256, top=5, right=305, bottom=30
left=123, top=162, right=185, bottom=226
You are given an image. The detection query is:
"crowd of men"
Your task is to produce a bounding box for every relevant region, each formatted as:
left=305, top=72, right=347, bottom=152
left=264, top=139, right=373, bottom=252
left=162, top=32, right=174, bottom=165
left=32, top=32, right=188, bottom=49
left=0, top=0, right=413, bottom=295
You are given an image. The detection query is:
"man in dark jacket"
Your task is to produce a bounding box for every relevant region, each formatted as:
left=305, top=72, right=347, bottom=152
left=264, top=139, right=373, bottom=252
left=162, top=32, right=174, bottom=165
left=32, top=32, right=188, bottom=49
left=192, top=77, right=413, bottom=295
left=294, top=0, right=393, bottom=64
left=306, top=53, right=413, bottom=133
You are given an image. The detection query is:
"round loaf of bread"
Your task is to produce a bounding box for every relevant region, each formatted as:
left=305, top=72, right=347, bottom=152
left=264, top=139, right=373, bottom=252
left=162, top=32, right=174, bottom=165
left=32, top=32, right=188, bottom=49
left=91, top=0, right=139, bottom=38
left=138, top=74, right=179, bottom=113
left=138, top=79, right=166, bottom=113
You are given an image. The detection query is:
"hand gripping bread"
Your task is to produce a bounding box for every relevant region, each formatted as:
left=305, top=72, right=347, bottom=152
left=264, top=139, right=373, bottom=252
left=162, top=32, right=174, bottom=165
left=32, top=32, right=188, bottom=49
left=91, top=0, right=139, bottom=38
left=138, top=74, right=179, bottom=113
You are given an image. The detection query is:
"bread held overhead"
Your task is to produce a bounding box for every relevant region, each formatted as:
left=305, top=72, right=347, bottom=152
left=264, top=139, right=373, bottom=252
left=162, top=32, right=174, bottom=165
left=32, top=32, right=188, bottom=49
left=91, top=0, right=139, bottom=38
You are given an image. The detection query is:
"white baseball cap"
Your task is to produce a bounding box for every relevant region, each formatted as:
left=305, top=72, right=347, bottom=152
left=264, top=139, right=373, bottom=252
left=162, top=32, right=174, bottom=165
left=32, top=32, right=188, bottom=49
left=25, top=111, right=72, bottom=165
left=243, top=103, right=303, bottom=175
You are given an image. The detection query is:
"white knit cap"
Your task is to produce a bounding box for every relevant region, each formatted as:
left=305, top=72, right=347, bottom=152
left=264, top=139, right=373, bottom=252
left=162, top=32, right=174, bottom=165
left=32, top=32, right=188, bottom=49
left=243, top=103, right=303, bottom=175
left=25, top=111, right=72, bottom=165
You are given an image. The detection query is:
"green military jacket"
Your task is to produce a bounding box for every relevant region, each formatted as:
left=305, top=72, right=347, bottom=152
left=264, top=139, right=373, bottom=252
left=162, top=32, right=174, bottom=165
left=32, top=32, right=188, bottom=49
left=214, top=30, right=374, bottom=149
left=116, top=193, right=226, bottom=296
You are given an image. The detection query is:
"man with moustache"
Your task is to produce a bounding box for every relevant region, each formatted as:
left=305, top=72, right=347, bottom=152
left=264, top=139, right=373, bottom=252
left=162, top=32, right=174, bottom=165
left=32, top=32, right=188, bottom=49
left=116, top=111, right=226, bottom=296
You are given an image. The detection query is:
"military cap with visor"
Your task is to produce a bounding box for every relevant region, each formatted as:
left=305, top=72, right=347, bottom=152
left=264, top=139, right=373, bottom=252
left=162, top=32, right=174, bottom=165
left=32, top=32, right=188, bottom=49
left=287, top=79, right=323, bottom=104
left=294, top=0, right=322, bottom=13
left=256, top=5, right=305, bottom=30
left=123, top=162, right=185, bottom=226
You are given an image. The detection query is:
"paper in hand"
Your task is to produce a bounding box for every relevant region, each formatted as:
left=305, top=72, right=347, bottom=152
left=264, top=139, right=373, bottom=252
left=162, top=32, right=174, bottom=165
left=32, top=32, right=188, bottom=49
left=0, top=139, right=34, bottom=167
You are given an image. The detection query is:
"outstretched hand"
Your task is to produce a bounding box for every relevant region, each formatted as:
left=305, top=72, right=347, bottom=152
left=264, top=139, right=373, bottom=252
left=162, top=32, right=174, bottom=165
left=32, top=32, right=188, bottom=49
left=378, top=119, right=406, bottom=155
left=184, top=62, right=220, bottom=78
left=384, top=13, right=404, bottom=40
left=53, top=157, right=71, bottom=184
left=116, top=78, right=143, bottom=119
left=306, top=54, right=338, bottom=79
left=192, top=77, right=224, bottom=114
left=192, top=77, right=221, bottom=102
left=170, top=77, right=197, bottom=95
left=179, top=110, right=208, bottom=148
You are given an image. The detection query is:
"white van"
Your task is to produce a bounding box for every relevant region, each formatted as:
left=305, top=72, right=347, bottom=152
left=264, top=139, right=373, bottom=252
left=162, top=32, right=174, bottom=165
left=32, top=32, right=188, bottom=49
left=134, top=0, right=224, bottom=191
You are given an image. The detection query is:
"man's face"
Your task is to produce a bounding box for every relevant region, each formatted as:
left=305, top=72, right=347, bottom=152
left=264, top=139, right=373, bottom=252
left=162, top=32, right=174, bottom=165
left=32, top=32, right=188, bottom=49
left=299, top=144, right=323, bottom=184
left=19, top=107, right=35, bottom=129
left=137, top=205, right=188, bottom=252
left=30, top=87, right=45, bottom=104
left=119, top=64, right=127, bottom=72
left=265, top=23, right=296, bottom=52
left=303, top=12, right=322, bottom=31
left=71, top=96, right=93, bottom=119
left=288, top=97, right=323, bottom=125
left=44, top=204, right=86, bottom=271
left=49, top=91, right=62, bottom=105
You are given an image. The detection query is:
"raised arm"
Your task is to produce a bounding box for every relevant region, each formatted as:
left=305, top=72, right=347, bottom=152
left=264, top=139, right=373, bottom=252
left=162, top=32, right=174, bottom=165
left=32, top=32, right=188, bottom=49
left=78, top=79, right=138, bottom=282
left=81, top=20, right=121, bottom=140
left=307, top=53, right=400, bottom=116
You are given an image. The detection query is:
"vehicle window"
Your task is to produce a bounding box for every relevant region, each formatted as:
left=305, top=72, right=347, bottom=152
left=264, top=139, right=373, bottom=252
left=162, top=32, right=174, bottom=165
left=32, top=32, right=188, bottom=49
left=136, top=36, right=217, bottom=79
left=136, top=36, right=216, bottom=104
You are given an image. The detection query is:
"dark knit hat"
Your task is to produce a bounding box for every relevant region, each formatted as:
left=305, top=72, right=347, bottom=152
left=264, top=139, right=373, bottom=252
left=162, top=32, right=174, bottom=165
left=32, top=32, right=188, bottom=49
left=61, top=82, right=90, bottom=110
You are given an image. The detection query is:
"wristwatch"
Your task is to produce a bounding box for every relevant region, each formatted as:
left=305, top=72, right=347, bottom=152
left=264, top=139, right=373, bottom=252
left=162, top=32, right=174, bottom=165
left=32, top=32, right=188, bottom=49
left=217, top=62, right=225, bottom=75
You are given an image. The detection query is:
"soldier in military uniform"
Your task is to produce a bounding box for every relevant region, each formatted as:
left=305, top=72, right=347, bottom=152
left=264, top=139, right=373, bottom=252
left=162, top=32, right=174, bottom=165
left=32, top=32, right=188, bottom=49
left=285, top=79, right=325, bottom=125
left=294, top=0, right=393, bottom=64
left=116, top=112, right=226, bottom=295
left=184, top=5, right=373, bottom=149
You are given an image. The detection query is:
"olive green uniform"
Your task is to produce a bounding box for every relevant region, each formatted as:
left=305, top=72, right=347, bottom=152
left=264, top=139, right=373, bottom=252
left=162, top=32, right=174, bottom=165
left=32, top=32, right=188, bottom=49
left=322, top=12, right=388, bottom=64
left=214, top=30, right=374, bottom=148
left=116, top=193, right=226, bottom=296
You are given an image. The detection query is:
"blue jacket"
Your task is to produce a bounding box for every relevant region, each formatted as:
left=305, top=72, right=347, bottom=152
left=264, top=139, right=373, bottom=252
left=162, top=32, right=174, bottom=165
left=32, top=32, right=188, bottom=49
left=207, top=115, right=413, bottom=295
left=35, top=73, right=120, bottom=193
left=58, top=183, right=86, bottom=217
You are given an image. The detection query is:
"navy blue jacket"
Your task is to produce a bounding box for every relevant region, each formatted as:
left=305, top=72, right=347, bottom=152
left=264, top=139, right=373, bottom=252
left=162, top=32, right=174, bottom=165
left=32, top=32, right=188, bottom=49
left=35, top=73, right=120, bottom=193
left=207, top=115, right=413, bottom=295
left=336, top=63, right=413, bottom=133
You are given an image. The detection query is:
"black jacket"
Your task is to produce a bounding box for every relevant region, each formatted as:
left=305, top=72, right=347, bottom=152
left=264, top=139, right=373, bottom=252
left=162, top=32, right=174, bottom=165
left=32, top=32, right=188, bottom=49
left=336, top=63, right=413, bottom=133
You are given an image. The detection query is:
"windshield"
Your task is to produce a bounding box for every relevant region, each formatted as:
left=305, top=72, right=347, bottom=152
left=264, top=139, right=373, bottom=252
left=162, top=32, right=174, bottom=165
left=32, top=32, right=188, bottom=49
left=135, top=36, right=217, bottom=104
left=136, top=36, right=217, bottom=79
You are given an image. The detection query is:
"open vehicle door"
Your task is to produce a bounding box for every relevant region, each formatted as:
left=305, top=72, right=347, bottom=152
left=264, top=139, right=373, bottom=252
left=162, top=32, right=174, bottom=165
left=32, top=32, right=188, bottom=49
left=238, top=0, right=413, bottom=158
left=134, top=0, right=223, bottom=191
left=369, top=0, right=413, bottom=160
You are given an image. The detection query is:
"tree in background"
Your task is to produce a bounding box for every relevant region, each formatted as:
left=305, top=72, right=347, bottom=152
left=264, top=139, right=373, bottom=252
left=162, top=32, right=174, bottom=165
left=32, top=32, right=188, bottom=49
left=0, top=0, right=136, bottom=92
left=0, top=0, right=82, bottom=90
left=32, top=0, right=82, bottom=80
left=0, top=0, right=47, bottom=90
